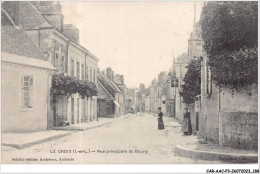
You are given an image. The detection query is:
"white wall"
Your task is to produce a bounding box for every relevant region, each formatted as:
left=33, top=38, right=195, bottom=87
left=2, top=62, right=51, bottom=132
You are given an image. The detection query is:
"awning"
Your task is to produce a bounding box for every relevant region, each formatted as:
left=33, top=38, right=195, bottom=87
left=113, top=101, right=121, bottom=107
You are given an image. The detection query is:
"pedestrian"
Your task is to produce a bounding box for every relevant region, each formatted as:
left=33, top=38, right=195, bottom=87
left=141, top=106, right=144, bottom=116
left=157, top=107, right=164, bottom=130
left=183, top=107, right=192, bottom=135
left=136, top=106, right=140, bottom=116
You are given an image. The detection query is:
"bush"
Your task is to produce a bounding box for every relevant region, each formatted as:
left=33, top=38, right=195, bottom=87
left=200, top=1, right=258, bottom=89
left=51, top=73, right=98, bottom=99
left=180, top=57, right=202, bottom=104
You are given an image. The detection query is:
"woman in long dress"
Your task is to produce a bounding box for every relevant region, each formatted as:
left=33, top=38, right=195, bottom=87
left=183, top=107, right=192, bottom=135
left=157, top=107, right=164, bottom=130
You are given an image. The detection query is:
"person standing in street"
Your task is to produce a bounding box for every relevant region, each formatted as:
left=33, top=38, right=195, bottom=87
left=183, top=107, right=192, bottom=135
left=141, top=106, right=144, bottom=116
left=136, top=106, right=140, bottom=116
left=157, top=107, right=164, bottom=130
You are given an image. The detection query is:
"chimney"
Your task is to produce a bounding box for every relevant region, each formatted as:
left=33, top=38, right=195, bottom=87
left=106, top=67, right=114, bottom=80
left=112, top=70, right=114, bottom=81
left=120, top=75, right=124, bottom=84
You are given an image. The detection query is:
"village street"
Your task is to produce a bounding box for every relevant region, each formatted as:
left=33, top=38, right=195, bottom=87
left=2, top=114, right=225, bottom=164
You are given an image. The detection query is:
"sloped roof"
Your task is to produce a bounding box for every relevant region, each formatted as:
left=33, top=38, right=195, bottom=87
left=113, top=75, right=123, bottom=85
left=1, top=9, right=46, bottom=60
left=97, top=81, right=115, bottom=100
left=1, top=11, right=13, bottom=26
left=30, top=1, right=62, bottom=14
left=63, top=24, right=79, bottom=30
left=1, top=10, right=46, bottom=60
left=2, top=1, right=53, bottom=30
left=97, top=71, right=123, bottom=97
left=1, top=26, right=46, bottom=60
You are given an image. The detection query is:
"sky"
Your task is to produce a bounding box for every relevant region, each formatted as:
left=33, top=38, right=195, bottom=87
left=61, top=1, right=202, bottom=88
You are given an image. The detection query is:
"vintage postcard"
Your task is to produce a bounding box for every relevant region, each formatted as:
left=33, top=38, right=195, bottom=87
left=1, top=0, right=259, bottom=172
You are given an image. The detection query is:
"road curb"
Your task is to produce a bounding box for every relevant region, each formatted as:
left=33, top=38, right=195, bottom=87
left=53, top=121, right=113, bottom=131
left=3, top=120, right=115, bottom=149
left=2, top=132, right=71, bottom=149
left=175, top=145, right=258, bottom=163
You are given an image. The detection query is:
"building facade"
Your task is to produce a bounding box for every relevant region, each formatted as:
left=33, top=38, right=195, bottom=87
left=1, top=9, right=56, bottom=132
left=172, top=53, right=189, bottom=121
left=2, top=1, right=99, bottom=127
left=200, top=55, right=258, bottom=149
left=97, top=69, right=125, bottom=118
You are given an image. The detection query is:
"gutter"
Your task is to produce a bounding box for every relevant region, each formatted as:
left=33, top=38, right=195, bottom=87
left=2, top=60, right=57, bottom=72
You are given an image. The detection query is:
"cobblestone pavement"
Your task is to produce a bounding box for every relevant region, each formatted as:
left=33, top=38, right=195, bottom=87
left=2, top=113, right=226, bottom=164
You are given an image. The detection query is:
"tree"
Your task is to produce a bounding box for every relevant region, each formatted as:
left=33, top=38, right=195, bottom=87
left=179, top=57, right=202, bottom=104
left=200, top=1, right=258, bottom=89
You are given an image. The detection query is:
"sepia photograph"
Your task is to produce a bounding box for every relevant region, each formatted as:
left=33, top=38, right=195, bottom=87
left=1, top=0, right=259, bottom=173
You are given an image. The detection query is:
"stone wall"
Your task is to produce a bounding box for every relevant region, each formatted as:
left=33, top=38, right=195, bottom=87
left=221, top=84, right=258, bottom=113
left=219, top=112, right=258, bottom=150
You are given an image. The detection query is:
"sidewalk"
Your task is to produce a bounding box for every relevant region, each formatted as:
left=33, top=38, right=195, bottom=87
left=53, top=114, right=131, bottom=131
left=2, top=114, right=130, bottom=149
left=2, top=130, right=71, bottom=149
left=167, top=118, right=258, bottom=163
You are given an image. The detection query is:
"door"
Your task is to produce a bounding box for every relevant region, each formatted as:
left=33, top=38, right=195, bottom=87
left=77, top=98, right=80, bottom=123
left=97, top=101, right=100, bottom=117
left=71, top=98, right=74, bottom=124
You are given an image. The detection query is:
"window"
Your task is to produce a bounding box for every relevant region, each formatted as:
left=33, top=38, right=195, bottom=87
left=86, top=66, right=89, bottom=80
left=90, top=67, right=92, bottom=82
left=82, top=64, right=84, bottom=80
left=22, top=76, right=33, bottom=108
left=76, top=62, right=80, bottom=79
left=70, top=59, right=74, bottom=76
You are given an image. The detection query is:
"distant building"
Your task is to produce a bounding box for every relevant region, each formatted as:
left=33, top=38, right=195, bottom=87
left=149, top=79, right=157, bottom=113
left=172, top=54, right=189, bottom=120
left=165, top=71, right=175, bottom=117
left=125, top=88, right=137, bottom=113
left=157, top=72, right=168, bottom=114
left=97, top=69, right=124, bottom=117
left=188, top=21, right=203, bottom=59
left=114, top=74, right=126, bottom=114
